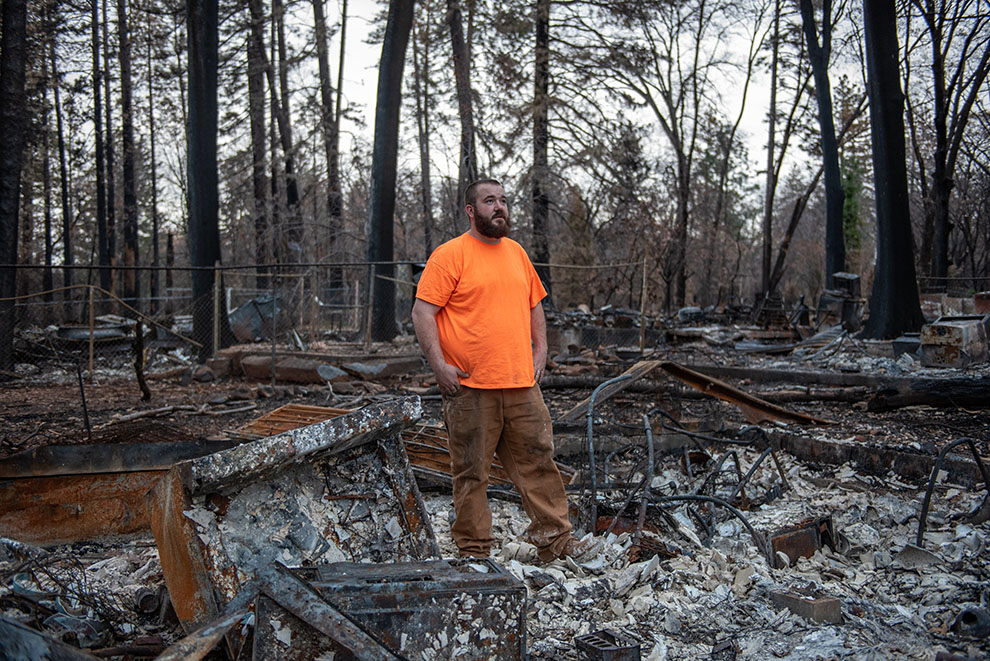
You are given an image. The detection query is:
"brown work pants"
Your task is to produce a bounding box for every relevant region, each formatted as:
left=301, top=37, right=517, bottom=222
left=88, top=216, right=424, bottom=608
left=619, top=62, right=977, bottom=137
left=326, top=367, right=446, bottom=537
left=442, top=384, right=572, bottom=560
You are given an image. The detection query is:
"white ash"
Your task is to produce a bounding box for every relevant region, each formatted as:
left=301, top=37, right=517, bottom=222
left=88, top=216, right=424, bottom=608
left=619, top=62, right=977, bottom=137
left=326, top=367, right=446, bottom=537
left=423, top=443, right=990, bottom=659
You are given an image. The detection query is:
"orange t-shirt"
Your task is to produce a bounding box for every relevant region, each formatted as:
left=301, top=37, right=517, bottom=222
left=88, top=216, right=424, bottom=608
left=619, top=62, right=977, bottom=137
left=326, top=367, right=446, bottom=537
left=416, top=232, right=547, bottom=389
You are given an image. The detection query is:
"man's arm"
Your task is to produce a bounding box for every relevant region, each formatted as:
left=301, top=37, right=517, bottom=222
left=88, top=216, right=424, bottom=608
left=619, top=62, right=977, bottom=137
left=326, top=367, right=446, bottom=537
left=531, top=301, right=548, bottom=385
left=412, top=298, right=469, bottom=395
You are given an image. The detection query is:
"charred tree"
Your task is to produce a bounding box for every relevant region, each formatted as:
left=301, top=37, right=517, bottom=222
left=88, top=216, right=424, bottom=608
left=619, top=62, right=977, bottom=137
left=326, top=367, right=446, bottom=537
left=329, top=0, right=347, bottom=286
left=0, top=0, right=28, bottom=373
left=446, top=0, right=476, bottom=196
left=861, top=0, right=924, bottom=339
left=102, top=0, right=117, bottom=297
left=187, top=0, right=232, bottom=360
left=52, top=23, right=73, bottom=317
left=910, top=0, right=990, bottom=283
left=42, top=77, right=54, bottom=311
left=367, top=0, right=413, bottom=341
left=761, top=0, right=779, bottom=293
left=147, top=35, right=160, bottom=313
left=799, top=0, right=845, bottom=289
left=272, top=0, right=303, bottom=265
left=247, top=0, right=271, bottom=288
left=411, top=3, right=435, bottom=256
left=532, top=0, right=551, bottom=291
left=91, top=0, right=110, bottom=301
left=119, top=0, right=139, bottom=309
left=313, top=0, right=347, bottom=280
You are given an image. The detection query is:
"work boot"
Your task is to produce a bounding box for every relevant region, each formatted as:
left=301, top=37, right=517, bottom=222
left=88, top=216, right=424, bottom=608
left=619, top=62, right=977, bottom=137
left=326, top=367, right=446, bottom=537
left=540, top=535, right=602, bottom=563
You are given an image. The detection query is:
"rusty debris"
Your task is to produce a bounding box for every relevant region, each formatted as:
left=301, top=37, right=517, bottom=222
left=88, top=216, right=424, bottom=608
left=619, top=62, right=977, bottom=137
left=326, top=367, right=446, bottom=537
left=920, top=314, right=990, bottom=368
left=150, top=396, right=438, bottom=631
left=4, top=304, right=990, bottom=659
left=254, top=559, right=527, bottom=659
left=659, top=362, right=833, bottom=425
left=769, top=516, right=837, bottom=568
left=0, top=439, right=238, bottom=545
left=255, top=563, right=401, bottom=660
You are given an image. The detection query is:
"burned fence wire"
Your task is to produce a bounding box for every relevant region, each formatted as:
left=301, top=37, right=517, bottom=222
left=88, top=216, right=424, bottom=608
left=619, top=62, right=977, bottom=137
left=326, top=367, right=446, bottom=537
left=917, top=437, right=990, bottom=548
left=577, top=397, right=792, bottom=568
left=1, top=543, right=136, bottom=650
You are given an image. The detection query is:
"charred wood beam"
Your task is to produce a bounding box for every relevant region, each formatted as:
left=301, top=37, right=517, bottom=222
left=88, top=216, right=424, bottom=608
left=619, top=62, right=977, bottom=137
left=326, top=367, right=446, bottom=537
left=867, top=377, right=990, bottom=411
left=659, top=362, right=833, bottom=426
left=556, top=360, right=661, bottom=423
left=188, top=396, right=422, bottom=493
left=542, top=376, right=867, bottom=404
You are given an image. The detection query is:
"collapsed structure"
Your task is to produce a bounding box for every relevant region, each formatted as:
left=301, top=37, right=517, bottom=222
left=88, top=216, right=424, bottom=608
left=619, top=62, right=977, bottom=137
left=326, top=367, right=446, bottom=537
left=1, top=304, right=989, bottom=659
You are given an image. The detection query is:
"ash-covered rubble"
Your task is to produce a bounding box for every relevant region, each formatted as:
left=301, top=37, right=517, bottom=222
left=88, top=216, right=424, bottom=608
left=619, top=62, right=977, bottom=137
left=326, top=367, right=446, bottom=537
left=2, top=388, right=989, bottom=659
left=419, top=440, right=989, bottom=660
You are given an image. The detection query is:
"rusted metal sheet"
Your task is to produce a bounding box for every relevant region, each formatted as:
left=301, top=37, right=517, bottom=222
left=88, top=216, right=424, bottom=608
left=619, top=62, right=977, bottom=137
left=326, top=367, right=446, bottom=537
left=0, top=440, right=238, bottom=478
left=659, top=362, right=833, bottom=426
left=150, top=397, right=440, bottom=632
left=228, top=403, right=354, bottom=438
left=921, top=314, right=990, bottom=368
left=149, top=466, right=219, bottom=629
left=0, top=471, right=163, bottom=545
left=254, top=559, right=527, bottom=660
left=770, top=515, right=836, bottom=568
left=0, top=440, right=240, bottom=545
left=256, top=564, right=401, bottom=660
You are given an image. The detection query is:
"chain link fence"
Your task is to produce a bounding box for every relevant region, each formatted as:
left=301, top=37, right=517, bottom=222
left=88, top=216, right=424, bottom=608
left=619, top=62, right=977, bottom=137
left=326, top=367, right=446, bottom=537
left=2, top=259, right=675, bottom=383
left=16, top=259, right=977, bottom=384
left=0, top=261, right=429, bottom=382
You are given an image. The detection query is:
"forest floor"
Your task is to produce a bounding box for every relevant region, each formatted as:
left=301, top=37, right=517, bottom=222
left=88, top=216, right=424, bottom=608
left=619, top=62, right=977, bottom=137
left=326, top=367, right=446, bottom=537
left=1, top=327, right=989, bottom=659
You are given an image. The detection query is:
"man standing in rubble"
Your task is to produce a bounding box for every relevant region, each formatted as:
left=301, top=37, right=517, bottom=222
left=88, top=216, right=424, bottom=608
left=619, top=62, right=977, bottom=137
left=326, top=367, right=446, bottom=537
left=412, top=178, right=593, bottom=562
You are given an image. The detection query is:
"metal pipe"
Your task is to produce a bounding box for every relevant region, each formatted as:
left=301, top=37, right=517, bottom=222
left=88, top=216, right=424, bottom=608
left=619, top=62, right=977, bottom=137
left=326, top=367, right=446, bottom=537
left=586, top=374, right=633, bottom=532
left=726, top=447, right=774, bottom=505
left=75, top=361, right=91, bottom=441
left=636, top=414, right=656, bottom=546
left=917, top=437, right=990, bottom=547
left=649, top=493, right=772, bottom=565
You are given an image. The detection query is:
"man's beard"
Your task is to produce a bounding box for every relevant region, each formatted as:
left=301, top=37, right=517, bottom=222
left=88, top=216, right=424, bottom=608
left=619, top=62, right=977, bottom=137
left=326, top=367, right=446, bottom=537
left=475, top=209, right=510, bottom=239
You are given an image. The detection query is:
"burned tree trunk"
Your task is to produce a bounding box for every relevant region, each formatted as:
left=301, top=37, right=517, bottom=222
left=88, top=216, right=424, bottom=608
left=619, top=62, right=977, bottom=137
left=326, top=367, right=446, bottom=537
left=147, top=38, right=161, bottom=314
left=367, top=0, right=413, bottom=341
left=411, top=10, right=435, bottom=257
left=861, top=0, right=924, bottom=339
left=446, top=0, right=476, bottom=196
left=91, top=0, right=110, bottom=301
left=52, top=34, right=74, bottom=317
left=0, top=0, right=28, bottom=373
left=102, top=0, right=117, bottom=298
left=531, top=0, right=551, bottom=291
left=187, top=0, right=231, bottom=361
left=119, top=0, right=139, bottom=310
left=799, top=0, right=845, bottom=289
left=247, top=0, right=270, bottom=288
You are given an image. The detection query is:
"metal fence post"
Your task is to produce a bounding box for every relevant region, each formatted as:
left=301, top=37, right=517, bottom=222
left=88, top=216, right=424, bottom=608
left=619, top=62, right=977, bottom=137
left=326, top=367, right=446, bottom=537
left=364, top=264, right=375, bottom=350
left=640, top=256, right=648, bottom=353
left=88, top=286, right=95, bottom=381
left=352, top=279, right=360, bottom=331
left=212, top=261, right=221, bottom=359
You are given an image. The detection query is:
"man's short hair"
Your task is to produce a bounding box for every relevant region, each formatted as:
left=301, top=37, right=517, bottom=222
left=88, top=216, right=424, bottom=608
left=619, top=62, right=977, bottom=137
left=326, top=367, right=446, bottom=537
left=464, top=178, right=503, bottom=208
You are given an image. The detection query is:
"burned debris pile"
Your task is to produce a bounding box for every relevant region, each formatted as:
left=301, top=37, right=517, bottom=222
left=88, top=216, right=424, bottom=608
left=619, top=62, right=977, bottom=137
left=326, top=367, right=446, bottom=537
left=2, top=303, right=990, bottom=659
